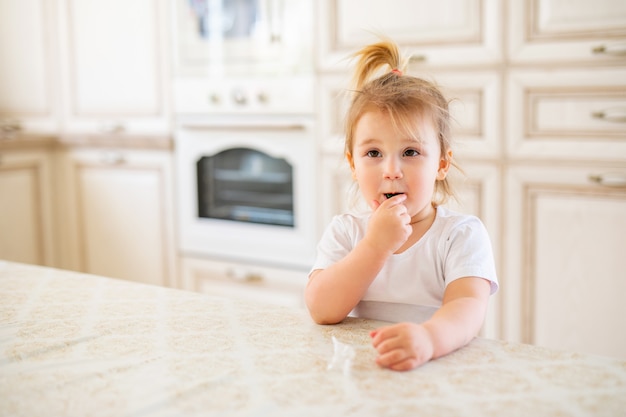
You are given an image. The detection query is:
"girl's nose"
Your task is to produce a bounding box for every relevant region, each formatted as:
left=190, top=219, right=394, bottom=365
left=383, top=157, right=403, bottom=180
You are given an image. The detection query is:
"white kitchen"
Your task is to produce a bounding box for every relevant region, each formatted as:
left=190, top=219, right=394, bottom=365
left=1, top=1, right=625, bottom=415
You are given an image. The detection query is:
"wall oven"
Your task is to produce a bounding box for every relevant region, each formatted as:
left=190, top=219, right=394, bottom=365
left=174, top=77, right=316, bottom=269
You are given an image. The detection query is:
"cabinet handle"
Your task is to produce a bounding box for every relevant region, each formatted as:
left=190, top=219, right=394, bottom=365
left=99, top=122, right=126, bottom=134
left=408, top=55, right=427, bottom=64
left=591, top=108, right=626, bottom=123
left=1, top=120, right=22, bottom=135
left=227, top=268, right=264, bottom=284
left=588, top=173, right=626, bottom=187
left=591, top=43, right=626, bottom=56
left=100, top=152, right=126, bottom=165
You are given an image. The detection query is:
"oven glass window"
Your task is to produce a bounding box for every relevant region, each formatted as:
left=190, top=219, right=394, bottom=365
left=197, top=148, right=294, bottom=227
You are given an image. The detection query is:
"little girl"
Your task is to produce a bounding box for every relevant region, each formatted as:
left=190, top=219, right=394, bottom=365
left=305, top=39, right=498, bottom=371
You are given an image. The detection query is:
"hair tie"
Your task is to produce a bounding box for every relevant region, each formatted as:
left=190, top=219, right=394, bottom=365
left=391, top=68, right=402, bottom=76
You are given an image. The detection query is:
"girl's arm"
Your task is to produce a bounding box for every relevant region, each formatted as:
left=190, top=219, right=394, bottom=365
left=305, top=195, right=412, bottom=324
left=370, top=276, right=491, bottom=371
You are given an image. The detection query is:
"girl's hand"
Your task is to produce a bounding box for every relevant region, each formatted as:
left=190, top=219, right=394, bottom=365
left=363, top=194, right=412, bottom=255
left=370, top=322, right=435, bottom=371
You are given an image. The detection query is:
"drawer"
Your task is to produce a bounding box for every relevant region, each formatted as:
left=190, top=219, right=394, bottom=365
left=508, top=0, right=626, bottom=64
left=507, top=68, right=626, bottom=161
left=179, top=256, right=307, bottom=308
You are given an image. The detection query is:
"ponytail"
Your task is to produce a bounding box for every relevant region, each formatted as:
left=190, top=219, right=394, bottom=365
left=351, top=39, right=405, bottom=92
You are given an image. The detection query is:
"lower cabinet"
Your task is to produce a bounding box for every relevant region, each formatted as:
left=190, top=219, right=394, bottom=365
left=504, top=163, right=626, bottom=359
left=179, top=256, right=308, bottom=308
left=57, top=145, right=176, bottom=287
left=0, top=146, right=56, bottom=266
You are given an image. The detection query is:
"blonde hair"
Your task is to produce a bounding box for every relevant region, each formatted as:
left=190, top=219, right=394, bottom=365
left=344, top=39, right=458, bottom=206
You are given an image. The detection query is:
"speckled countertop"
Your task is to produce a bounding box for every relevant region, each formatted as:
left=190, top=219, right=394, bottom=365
left=1, top=261, right=624, bottom=417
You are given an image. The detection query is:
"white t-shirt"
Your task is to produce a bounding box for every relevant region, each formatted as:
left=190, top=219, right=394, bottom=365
left=310, top=206, right=498, bottom=323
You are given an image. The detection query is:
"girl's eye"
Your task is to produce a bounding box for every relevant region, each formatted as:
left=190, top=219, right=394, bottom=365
left=366, top=150, right=381, bottom=158
left=403, top=149, right=420, bottom=157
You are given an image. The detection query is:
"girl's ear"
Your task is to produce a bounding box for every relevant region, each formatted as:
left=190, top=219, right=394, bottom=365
left=437, top=150, right=453, bottom=180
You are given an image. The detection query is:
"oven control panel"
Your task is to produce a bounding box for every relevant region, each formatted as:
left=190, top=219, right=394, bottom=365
left=173, top=76, right=314, bottom=114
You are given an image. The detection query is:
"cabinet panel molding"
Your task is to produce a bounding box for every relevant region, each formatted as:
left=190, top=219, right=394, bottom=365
left=505, top=164, right=626, bottom=358
left=0, top=151, right=55, bottom=265
left=508, top=0, right=626, bottom=62
left=507, top=68, right=626, bottom=161
left=316, top=0, right=501, bottom=69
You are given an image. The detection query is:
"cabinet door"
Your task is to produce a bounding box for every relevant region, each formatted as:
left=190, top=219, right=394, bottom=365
left=58, top=0, right=169, bottom=134
left=508, top=0, right=626, bottom=63
left=0, top=0, right=59, bottom=133
left=58, top=148, right=175, bottom=286
left=0, top=148, right=55, bottom=265
left=507, top=68, right=626, bottom=161
left=180, top=257, right=307, bottom=308
left=316, top=0, right=502, bottom=70
left=504, top=164, right=626, bottom=359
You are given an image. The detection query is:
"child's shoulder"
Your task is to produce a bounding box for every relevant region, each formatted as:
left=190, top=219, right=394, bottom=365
left=434, top=206, right=488, bottom=236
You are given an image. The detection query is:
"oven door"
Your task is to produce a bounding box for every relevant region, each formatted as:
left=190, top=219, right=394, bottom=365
left=175, top=115, right=316, bottom=268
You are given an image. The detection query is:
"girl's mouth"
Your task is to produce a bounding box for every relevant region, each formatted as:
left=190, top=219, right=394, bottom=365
left=384, top=193, right=404, bottom=199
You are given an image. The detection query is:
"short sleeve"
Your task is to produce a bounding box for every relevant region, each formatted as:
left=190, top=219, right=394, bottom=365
left=309, top=215, right=355, bottom=276
left=442, top=217, right=499, bottom=294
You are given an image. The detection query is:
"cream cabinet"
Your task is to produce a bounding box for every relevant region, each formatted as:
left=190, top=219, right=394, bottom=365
left=0, top=0, right=60, bottom=134
left=315, top=0, right=626, bottom=357
left=179, top=256, right=308, bottom=308
left=315, top=0, right=502, bottom=70
left=0, top=143, right=56, bottom=265
left=508, top=0, right=626, bottom=63
left=506, top=67, right=626, bottom=161
left=503, top=164, right=626, bottom=359
left=502, top=2, right=626, bottom=358
left=56, top=143, right=176, bottom=287
left=57, top=0, right=170, bottom=135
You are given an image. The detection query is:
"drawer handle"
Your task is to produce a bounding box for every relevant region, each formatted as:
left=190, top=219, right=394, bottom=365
left=99, top=122, right=126, bottom=134
left=227, top=268, right=264, bottom=283
left=1, top=120, right=22, bottom=134
left=408, top=55, right=427, bottom=64
left=588, top=173, right=626, bottom=187
left=100, top=152, right=126, bottom=165
left=591, top=108, right=626, bottom=123
left=592, top=43, right=626, bottom=56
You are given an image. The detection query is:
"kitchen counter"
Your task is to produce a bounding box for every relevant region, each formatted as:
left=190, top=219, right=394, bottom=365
left=1, top=261, right=624, bottom=417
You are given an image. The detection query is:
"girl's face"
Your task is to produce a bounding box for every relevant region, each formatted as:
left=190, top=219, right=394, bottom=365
left=347, top=109, right=451, bottom=221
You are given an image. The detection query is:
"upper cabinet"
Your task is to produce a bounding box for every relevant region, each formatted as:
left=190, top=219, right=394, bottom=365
left=316, top=0, right=502, bottom=70
left=57, top=0, right=170, bottom=135
left=0, top=0, right=60, bottom=135
left=508, top=0, right=626, bottom=63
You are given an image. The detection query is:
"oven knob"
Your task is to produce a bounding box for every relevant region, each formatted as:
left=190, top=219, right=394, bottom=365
left=232, top=90, right=247, bottom=106
left=257, top=91, right=269, bottom=104
left=209, top=93, right=221, bottom=105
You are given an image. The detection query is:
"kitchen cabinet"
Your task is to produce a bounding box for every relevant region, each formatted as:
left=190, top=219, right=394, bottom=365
left=506, top=67, right=626, bottom=161
left=0, top=0, right=60, bottom=134
left=56, top=142, right=176, bottom=287
left=315, top=0, right=626, bottom=356
left=315, top=0, right=502, bottom=71
left=507, top=0, right=626, bottom=64
left=179, top=256, right=307, bottom=308
left=502, top=2, right=626, bottom=357
left=57, top=0, right=170, bottom=135
left=503, top=163, right=626, bottom=359
left=0, top=142, right=56, bottom=266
